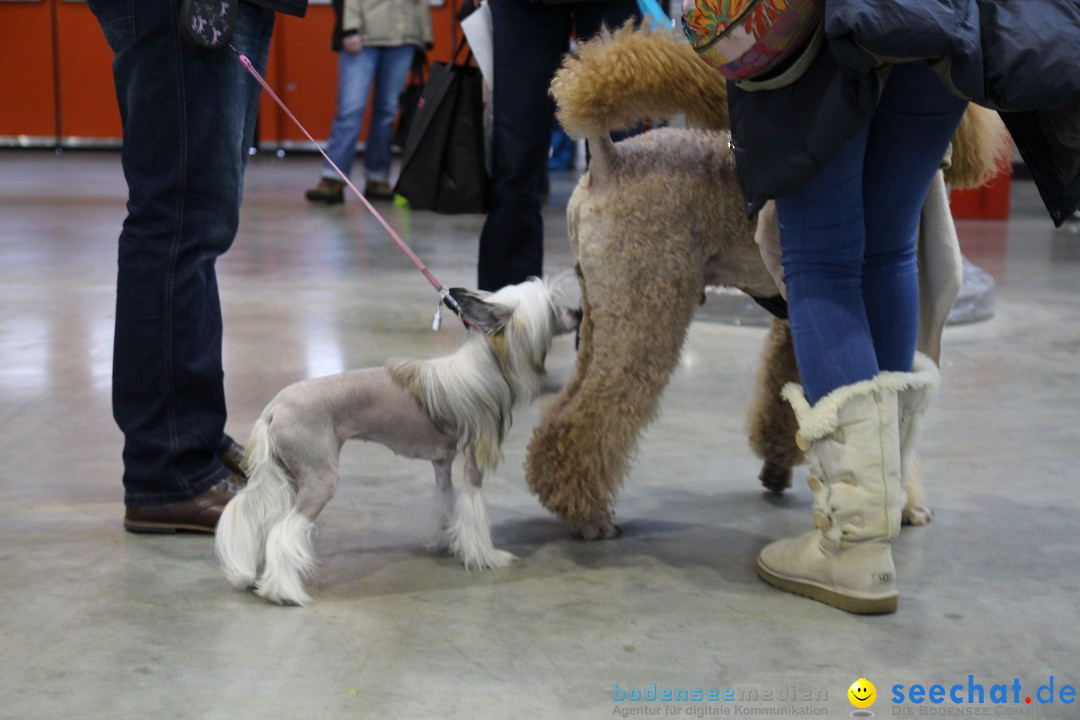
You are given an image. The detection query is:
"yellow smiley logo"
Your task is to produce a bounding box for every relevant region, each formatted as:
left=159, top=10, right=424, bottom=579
left=848, top=678, right=876, bottom=709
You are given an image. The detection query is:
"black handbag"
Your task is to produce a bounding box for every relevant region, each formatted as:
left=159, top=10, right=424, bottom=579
left=394, top=40, right=491, bottom=215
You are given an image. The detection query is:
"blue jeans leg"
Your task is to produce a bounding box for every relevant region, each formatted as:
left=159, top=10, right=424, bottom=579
left=777, top=125, right=877, bottom=404
left=861, top=62, right=968, bottom=372
left=323, top=48, right=379, bottom=180
left=776, top=62, right=965, bottom=404
left=478, top=0, right=639, bottom=291
left=90, top=0, right=275, bottom=506
left=364, top=45, right=414, bottom=183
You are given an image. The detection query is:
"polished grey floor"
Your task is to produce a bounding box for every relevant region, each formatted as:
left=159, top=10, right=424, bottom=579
left=2, top=150, right=1079, bottom=720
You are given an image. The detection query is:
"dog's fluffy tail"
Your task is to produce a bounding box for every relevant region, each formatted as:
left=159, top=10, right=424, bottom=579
left=552, top=23, right=1009, bottom=191
left=215, top=415, right=297, bottom=591
left=550, top=23, right=729, bottom=143
left=944, top=104, right=1012, bottom=190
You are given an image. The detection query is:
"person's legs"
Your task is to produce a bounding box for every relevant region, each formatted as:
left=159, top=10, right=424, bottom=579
left=364, top=45, right=415, bottom=185
left=93, top=0, right=273, bottom=509
left=768, top=133, right=909, bottom=613
left=478, top=0, right=571, bottom=291
left=216, top=4, right=273, bottom=471
left=762, top=62, right=966, bottom=613
left=322, top=48, right=379, bottom=180
left=776, top=63, right=966, bottom=403
left=775, top=125, right=874, bottom=404
left=861, top=62, right=967, bottom=372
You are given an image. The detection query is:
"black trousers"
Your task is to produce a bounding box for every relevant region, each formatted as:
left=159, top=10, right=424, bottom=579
left=477, top=0, right=640, bottom=291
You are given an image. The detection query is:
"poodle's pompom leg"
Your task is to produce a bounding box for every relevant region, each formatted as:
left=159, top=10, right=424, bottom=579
left=537, top=263, right=595, bottom=430
left=746, top=317, right=803, bottom=494
left=527, top=247, right=702, bottom=534
left=575, top=510, right=621, bottom=540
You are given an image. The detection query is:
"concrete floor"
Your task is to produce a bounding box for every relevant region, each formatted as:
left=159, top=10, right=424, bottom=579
left=1, top=150, right=1079, bottom=720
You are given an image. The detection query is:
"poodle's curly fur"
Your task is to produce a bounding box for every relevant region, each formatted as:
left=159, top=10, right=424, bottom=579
left=525, top=25, right=1009, bottom=537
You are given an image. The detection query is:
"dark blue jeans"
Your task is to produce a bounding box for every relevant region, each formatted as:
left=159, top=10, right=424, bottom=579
left=776, top=62, right=967, bottom=405
left=478, top=0, right=640, bottom=291
left=88, top=0, right=275, bottom=506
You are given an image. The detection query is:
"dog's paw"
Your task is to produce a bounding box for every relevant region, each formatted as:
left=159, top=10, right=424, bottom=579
left=902, top=467, right=933, bottom=526
left=758, top=461, right=792, bottom=495
left=253, top=576, right=311, bottom=606
left=574, top=511, right=621, bottom=541
left=424, top=525, right=453, bottom=553
left=424, top=536, right=451, bottom=553
left=902, top=503, right=934, bottom=526
left=461, top=548, right=516, bottom=571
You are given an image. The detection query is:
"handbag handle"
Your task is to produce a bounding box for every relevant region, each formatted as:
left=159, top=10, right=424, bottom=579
left=451, top=35, right=476, bottom=68
left=407, top=47, right=431, bottom=85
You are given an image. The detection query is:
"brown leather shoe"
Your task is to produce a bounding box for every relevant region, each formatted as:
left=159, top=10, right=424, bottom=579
left=124, top=476, right=243, bottom=534
left=305, top=178, right=344, bottom=204
left=219, top=442, right=247, bottom=481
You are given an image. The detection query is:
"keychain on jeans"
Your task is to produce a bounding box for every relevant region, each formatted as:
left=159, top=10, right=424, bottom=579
left=179, top=0, right=237, bottom=50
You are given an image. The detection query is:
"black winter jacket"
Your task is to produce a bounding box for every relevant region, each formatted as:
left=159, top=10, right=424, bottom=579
left=729, top=0, right=1080, bottom=225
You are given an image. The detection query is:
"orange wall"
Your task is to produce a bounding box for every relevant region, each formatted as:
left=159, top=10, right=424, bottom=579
left=0, top=0, right=59, bottom=140
left=55, top=0, right=122, bottom=141
left=0, top=0, right=464, bottom=147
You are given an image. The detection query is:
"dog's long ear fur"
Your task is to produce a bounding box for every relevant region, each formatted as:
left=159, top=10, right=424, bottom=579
left=449, top=288, right=512, bottom=335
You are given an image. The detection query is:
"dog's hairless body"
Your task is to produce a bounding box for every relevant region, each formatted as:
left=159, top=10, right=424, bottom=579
left=258, top=369, right=460, bottom=520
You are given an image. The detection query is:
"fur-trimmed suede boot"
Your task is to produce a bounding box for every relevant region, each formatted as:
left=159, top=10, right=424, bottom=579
left=755, top=365, right=937, bottom=614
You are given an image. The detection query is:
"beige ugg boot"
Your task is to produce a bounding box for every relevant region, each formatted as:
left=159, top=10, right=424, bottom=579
left=755, top=363, right=938, bottom=615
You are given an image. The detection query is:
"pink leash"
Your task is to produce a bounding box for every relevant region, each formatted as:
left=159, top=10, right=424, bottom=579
left=232, top=46, right=465, bottom=330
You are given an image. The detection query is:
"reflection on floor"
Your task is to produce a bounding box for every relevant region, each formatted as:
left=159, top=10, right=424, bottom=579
left=2, top=150, right=1079, bottom=719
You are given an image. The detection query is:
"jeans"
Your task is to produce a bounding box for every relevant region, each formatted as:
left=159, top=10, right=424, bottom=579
left=478, top=0, right=640, bottom=291
left=88, top=0, right=275, bottom=506
left=321, top=45, right=415, bottom=183
left=775, top=62, right=967, bottom=405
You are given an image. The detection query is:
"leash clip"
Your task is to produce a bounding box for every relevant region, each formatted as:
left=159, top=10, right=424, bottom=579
left=436, top=287, right=476, bottom=331
left=432, top=302, right=442, bottom=332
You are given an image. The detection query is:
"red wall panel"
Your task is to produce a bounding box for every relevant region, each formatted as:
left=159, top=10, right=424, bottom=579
left=3, top=0, right=465, bottom=146
left=258, top=5, right=339, bottom=145
left=55, top=0, right=122, bottom=142
left=950, top=167, right=1012, bottom=221
left=0, top=0, right=58, bottom=141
